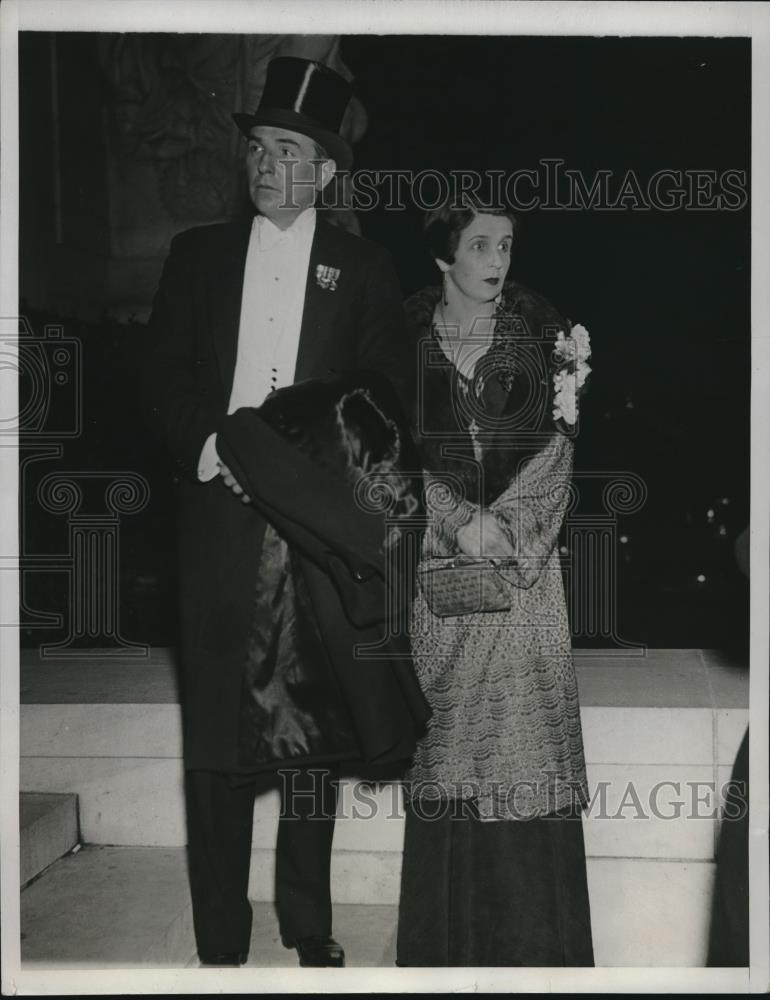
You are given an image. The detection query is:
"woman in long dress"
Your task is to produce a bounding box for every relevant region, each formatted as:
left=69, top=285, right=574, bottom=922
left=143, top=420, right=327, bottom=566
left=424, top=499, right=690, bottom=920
left=396, top=197, right=594, bottom=966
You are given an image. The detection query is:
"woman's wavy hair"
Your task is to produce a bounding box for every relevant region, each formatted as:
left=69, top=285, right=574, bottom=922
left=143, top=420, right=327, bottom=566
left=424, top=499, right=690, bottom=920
left=423, top=192, right=517, bottom=265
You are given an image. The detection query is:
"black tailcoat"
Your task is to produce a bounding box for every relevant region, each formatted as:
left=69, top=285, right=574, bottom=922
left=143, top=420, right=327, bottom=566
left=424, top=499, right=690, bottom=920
left=143, top=216, right=420, bottom=771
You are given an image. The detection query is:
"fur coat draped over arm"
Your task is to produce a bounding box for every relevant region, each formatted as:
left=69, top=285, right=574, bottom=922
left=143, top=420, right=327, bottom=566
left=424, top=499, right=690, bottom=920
left=215, top=371, right=431, bottom=772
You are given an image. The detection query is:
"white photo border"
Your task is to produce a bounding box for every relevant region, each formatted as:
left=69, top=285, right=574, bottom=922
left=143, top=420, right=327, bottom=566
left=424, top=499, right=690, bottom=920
left=1, top=1, right=767, bottom=994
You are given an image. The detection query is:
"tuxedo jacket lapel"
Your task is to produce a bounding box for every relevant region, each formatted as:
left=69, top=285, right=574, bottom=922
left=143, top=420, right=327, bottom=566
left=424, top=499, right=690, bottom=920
left=294, top=221, right=347, bottom=383
left=208, top=218, right=253, bottom=397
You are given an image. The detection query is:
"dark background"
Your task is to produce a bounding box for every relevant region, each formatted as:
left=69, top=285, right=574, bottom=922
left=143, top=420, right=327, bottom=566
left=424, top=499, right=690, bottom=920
left=18, top=33, right=750, bottom=654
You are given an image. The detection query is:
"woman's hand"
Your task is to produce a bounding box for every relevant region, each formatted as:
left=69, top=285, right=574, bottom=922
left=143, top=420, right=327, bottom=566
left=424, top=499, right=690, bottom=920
left=456, top=510, right=514, bottom=558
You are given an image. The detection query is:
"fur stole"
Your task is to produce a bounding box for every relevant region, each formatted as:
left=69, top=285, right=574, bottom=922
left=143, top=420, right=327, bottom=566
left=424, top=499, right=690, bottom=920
left=405, top=280, right=570, bottom=506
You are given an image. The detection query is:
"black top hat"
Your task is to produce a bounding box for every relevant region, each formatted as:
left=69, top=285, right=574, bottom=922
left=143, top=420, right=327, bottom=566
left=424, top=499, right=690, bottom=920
left=232, top=57, right=354, bottom=171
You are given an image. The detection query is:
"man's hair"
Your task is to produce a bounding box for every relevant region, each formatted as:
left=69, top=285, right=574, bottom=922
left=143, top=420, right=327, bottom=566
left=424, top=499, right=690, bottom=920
left=423, top=194, right=516, bottom=264
left=311, top=140, right=330, bottom=162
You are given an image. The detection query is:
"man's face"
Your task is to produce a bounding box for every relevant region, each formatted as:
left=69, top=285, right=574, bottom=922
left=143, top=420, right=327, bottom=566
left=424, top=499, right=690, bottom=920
left=246, top=125, right=332, bottom=227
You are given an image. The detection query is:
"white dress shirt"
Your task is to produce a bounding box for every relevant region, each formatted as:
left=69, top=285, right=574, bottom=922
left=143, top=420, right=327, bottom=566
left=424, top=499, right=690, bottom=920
left=198, top=207, right=317, bottom=481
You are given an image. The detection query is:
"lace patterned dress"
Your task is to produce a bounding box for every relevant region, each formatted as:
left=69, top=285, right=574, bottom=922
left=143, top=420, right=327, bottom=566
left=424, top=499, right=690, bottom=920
left=396, top=281, right=593, bottom=967
left=403, top=282, right=588, bottom=819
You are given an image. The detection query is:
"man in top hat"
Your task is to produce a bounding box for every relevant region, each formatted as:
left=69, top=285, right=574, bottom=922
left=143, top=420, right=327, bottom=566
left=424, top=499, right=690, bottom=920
left=143, top=57, right=416, bottom=968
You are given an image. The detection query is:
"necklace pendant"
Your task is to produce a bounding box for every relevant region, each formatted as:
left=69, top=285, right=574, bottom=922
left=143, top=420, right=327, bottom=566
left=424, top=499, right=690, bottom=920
left=468, top=418, right=483, bottom=462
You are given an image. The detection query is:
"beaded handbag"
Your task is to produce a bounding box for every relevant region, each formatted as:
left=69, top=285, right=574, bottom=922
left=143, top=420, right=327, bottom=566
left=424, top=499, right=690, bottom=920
left=417, top=555, right=512, bottom=618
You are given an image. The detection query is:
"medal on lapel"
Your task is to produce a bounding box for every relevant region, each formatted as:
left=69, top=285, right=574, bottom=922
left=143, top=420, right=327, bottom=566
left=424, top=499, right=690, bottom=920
left=315, top=264, right=340, bottom=291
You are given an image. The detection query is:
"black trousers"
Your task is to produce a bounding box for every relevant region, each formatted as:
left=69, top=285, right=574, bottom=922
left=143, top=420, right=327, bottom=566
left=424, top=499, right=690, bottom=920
left=185, top=765, right=339, bottom=958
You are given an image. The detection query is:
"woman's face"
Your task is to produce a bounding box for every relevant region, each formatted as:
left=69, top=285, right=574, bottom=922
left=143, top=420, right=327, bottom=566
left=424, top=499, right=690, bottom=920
left=440, top=213, right=513, bottom=303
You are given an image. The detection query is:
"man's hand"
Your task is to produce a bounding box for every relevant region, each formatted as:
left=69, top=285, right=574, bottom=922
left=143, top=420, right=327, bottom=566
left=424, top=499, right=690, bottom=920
left=218, top=463, right=251, bottom=503
left=456, top=510, right=514, bottom=558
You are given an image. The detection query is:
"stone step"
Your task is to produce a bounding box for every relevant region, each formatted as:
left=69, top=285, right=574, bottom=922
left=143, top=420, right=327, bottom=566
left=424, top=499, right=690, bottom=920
left=19, top=647, right=749, bottom=761
left=19, top=647, right=749, bottom=863
left=19, top=756, right=733, bottom=863
left=19, top=842, right=395, bottom=969
left=21, top=845, right=196, bottom=968
left=20, top=699, right=749, bottom=766
left=20, top=792, right=79, bottom=886
left=17, top=647, right=747, bottom=968
left=19, top=843, right=715, bottom=967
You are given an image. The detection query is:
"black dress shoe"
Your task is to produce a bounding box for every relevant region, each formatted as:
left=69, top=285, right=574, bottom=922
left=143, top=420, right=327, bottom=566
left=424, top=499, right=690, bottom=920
left=289, top=935, right=345, bottom=967
left=198, top=950, right=248, bottom=966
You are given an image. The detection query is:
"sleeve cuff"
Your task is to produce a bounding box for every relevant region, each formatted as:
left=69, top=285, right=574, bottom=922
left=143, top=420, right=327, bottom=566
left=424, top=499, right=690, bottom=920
left=197, top=433, right=220, bottom=482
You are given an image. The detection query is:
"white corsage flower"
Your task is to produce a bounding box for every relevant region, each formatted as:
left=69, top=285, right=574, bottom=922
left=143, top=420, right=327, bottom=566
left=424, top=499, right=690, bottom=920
left=575, top=359, right=592, bottom=389
left=554, top=325, right=592, bottom=364
left=553, top=370, right=578, bottom=425
left=553, top=324, right=592, bottom=425
left=571, top=324, right=592, bottom=364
